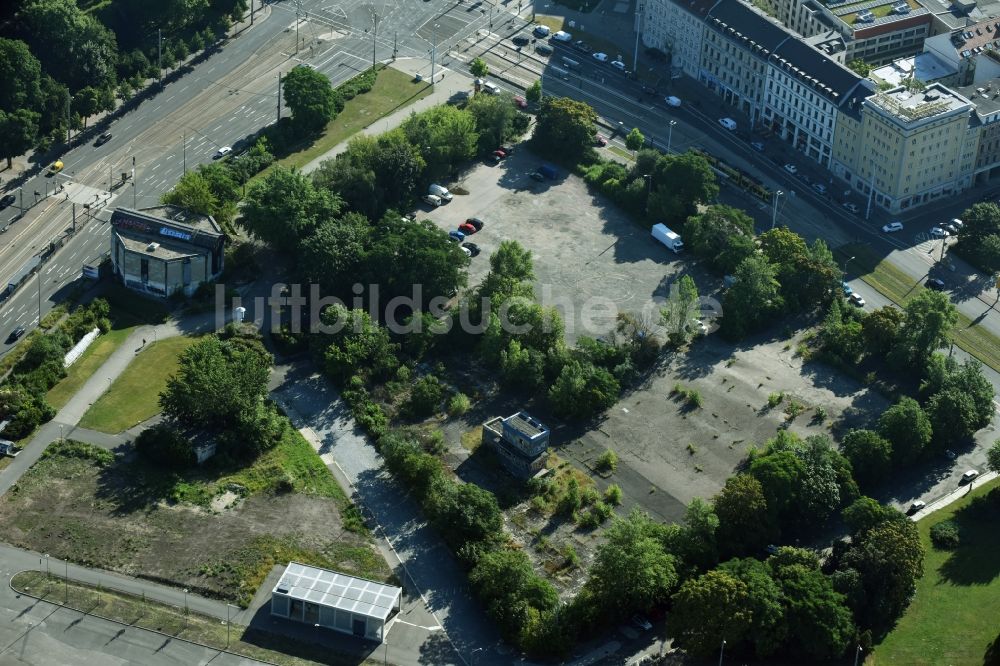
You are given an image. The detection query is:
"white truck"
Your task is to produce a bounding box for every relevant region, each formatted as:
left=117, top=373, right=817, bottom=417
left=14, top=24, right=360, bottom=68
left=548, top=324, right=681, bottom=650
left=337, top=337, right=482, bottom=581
left=651, top=223, right=683, bottom=253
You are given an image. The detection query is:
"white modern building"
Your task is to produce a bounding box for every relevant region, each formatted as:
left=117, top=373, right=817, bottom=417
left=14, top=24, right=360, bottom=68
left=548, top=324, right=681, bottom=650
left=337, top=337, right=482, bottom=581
left=270, top=562, right=402, bottom=642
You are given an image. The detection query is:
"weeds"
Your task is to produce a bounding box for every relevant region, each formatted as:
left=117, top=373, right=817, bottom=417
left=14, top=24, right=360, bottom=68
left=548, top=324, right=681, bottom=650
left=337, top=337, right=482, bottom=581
left=767, top=391, right=785, bottom=408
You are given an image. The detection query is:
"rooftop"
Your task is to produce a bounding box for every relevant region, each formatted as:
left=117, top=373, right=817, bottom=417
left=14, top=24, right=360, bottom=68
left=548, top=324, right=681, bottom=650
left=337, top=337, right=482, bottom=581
left=955, top=80, right=1000, bottom=116
left=273, top=562, right=401, bottom=621
left=829, top=0, right=929, bottom=30
left=922, top=3, right=1000, bottom=35
left=871, top=52, right=959, bottom=85
left=140, top=204, right=221, bottom=235
left=117, top=234, right=205, bottom=261
left=505, top=412, right=548, bottom=438
left=867, top=82, right=972, bottom=122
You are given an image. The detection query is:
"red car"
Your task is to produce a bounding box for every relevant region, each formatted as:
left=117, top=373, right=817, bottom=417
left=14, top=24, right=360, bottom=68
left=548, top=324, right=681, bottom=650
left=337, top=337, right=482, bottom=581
left=492, top=149, right=507, bottom=162
left=595, top=134, right=608, bottom=147
left=513, top=95, right=528, bottom=109
left=458, top=222, right=478, bottom=235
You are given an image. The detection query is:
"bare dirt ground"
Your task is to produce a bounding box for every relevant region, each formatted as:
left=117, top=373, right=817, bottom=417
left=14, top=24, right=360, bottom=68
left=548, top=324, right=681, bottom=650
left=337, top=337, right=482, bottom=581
left=0, top=453, right=388, bottom=603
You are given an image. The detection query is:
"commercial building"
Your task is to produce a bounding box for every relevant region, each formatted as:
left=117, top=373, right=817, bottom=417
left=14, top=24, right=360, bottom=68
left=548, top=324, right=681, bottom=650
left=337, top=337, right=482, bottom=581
left=482, top=411, right=550, bottom=479
left=270, top=562, right=401, bottom=642
left=870, top=51, right=960, bottom=87
left=110, top=206, right=225, bottom=297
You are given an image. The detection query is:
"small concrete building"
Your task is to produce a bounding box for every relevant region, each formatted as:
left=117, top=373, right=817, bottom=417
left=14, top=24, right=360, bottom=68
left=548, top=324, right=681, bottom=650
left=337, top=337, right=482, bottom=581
left=110, top=206, right=225, bottom=297
left=482, top=411, right=550, bottom=480
left=270, top=562, right=401, bottom=642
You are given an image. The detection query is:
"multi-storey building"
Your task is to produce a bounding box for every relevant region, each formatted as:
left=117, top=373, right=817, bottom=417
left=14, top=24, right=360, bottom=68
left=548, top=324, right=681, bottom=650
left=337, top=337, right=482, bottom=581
left=924, top=18, right=1000, bottom=86
left=642, top=0, right=717, bottom=78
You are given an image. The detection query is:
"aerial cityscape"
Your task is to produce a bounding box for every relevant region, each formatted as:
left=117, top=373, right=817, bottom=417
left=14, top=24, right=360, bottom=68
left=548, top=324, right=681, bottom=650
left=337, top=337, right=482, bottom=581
left=1, top=0, right=1000, bottom=664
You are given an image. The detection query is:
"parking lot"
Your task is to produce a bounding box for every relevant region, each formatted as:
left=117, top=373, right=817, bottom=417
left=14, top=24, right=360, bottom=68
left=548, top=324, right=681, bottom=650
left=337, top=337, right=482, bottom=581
left=420, top=147, right=890, bottom=524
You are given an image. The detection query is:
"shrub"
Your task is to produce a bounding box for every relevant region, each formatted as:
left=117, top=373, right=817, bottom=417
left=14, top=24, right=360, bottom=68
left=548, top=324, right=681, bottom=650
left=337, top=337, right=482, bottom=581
left=43, top=439, right=114, bottom=466
left=596, top=448, right=618, bottom=473
left=581, top=487, right=601, bottom=506
left=563, top=544, right=580, bottom=569
left=785, top=400, right=805, bottom=420
left=407, top=375, right=445, bottom=418
left=604, top=483, right=623, bottom=505
left=768, top=391, right=785, bottom=408
left=930, top=520, right=960, bottom=549
left=135, top=424, right=196, bottom=469
left=448, top=392, right=471, bottom=416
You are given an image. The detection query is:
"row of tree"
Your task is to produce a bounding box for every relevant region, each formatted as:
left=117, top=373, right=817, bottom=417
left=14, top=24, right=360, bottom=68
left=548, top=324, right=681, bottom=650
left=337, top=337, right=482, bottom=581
left=952, top=201, right=1000, bottom=274
left=0, top=0, right=247, bottom=160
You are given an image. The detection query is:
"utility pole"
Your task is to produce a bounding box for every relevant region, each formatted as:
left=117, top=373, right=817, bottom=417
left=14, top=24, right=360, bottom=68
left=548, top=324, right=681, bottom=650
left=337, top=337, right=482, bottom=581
left=667, top=119, right=676, bottom=154
left=771, top=190, right=783, bottom=229
left=108, top=163, right=112, bottom=192
left=66, top=95, right=71, bottom=143
left=158, top=28, right=162, bottom=85
left=132, top=156, right=136, bottom=208
left=18, top=187, right=23, bottom=215
left=72, top=202, right=76, bottom=233
left=393, top=31, right=397, bottom=60
left=633, top=4, right=642, bottom=75
left=431, top=23, right=439, bottom=86
left=372, top=11, right=378, bottom=69
left=36, top=270, right=42, bottom=326
left=182, top=131, right=187, bottom=175
left=250, top=0, right=255, bottom=25
left=295, top=0, right=300, bottom=54
left=865, top=167, right=875, bottom=220
left=277, top=72, right=282, bottom=122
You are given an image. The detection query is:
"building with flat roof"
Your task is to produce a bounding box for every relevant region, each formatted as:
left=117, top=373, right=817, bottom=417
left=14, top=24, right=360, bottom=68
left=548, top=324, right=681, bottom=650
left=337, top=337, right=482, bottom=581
left=924, top=18, right=1000, bottom=86
left=110, top=206, right=225, bottom=297
left=482, top=411, right=550, bottom=479
left=870, top=52, right=961, bottom=86
left=270, top=562, right=401, bottom=642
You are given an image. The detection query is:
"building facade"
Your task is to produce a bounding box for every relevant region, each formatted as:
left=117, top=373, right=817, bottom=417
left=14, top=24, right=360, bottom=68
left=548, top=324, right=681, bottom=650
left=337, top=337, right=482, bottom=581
left=642, top=0, right=716, bottom=78
left=482, top=412, right=550, bottom=479
left=110, top=206, right=225, bottom=297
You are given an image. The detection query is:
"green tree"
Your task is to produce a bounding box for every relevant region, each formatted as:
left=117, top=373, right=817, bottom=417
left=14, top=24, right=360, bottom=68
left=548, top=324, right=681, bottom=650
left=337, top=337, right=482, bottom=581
left=470, top=57, right=489, bottom=78
left=532, top=96, right=597, bottom=164
left=525, top=79, right=542, bottom=104
left=586, top=509, right=679, bottom=615
left=758, top=228, right=838, bottom=311
left=316, top=305, right=400, bottom=383
left=625, top=127, right=645, bottom=153
left=659, top=274, right=700, bottom=345
left=282, top=65, right=338, bottom=134
left=668, top=570, right=754, bottom=657
left=718, top=558, right=787, bottom=656
left=925, top=359, right=995, bottom=445
left=426, top=478, right=505, bottom=549
left=548, top=359, right=620, bottom=419
left=847, top=59, right=872, bottom=77
left=21, top=0, right=119, bottom=92
left=71, top=86, right=100, bottom=127
left=841, top=429, right=893, bottom=489
left=406, top=375, right=444, bottom=417
left=713, top=474, right=777, bottom=559
left=721, top=255, right=783, bottom=339
left=469, top=548, right=558, bottom=643
left=890, top=290, right=958, bottom=369
left=953, top=202, right=1000, bottom=273
left=988, top=439, right=1000, bottom=474
left=160, top=170, right=218, bottom=220
left=242, top=166, right=341, bottom=253
left=842, top=496, right=897, bottom=535
left=770, top=562, right=855, bottom=659
left=0, top=109, right=39, bottom=168
left=878, top=396, right=932, bottom=464
left=646, top=151, right=718, bottom=222
left=299, top=212, right=372, bottom=296
left=0, top=38, right=43, bottom=112
left=466, top=92, right=519, bottom=154
left=400, top=105, right=479, bottom=183
left=684, top=205, right=756, bottom=274
left=862, top=306, right=903, bottom=356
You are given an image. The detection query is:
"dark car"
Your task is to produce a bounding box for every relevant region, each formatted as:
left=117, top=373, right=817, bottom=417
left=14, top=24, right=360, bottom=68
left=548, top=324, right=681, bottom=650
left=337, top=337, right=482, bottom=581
left=926, top=278, right=946, bottom=291
left=462, top=242, right=481, bottom=257
left=512, top=34, right=530, bottom=46
left=535, top=43, right=553, bottom=55
left=530, top=171, right=545, bottom=182
left=750, top=140, right=765, bottom=152
left=6, top=327, right=25, bottom=343
left=0, top=194, right=15, bottom=209
left=466, top=217, right=484, bottom=231
left=94, top=131, right=112, bottom=146
left=574, top=40, right=591, bottom=53
left=641, top=85, right=658, bottom=96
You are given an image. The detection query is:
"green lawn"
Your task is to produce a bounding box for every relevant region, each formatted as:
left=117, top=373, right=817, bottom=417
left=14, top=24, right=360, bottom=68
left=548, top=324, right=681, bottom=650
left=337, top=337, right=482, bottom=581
left=257, top=66, right=432, bottom=179
left=836, top=243, right=1000, bottom=373
left=871, top=478, right=1000, bottom=665
left=46, top=327, right=135, bottom=410
left=78, top=336, right=198, bottom=433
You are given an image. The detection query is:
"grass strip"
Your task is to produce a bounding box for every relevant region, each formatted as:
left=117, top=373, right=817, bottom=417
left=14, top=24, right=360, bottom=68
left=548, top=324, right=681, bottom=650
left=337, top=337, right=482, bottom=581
left=11, top=571, right=382, bottom=666
left=46, top=326, right=136, bottom=410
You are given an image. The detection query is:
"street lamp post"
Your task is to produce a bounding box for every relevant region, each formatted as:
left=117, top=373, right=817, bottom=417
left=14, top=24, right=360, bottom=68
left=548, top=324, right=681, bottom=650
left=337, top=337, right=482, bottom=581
left=853, top=645, right=863, bottom=666
left=183, top=588, right=189, bottom=615
left=644, top=173, right=652, bottom=213
left=843, top=255, right=856, bottom=280
left=43, top=554, right=49, bottom=579
left=470, top=647, right=484, bottom=664
left=718, top=639, right=726, bottom=666
left=771, top=190, right=783, bottom=229
left=431, top=23, right=440, bottom=86
left=667, top=119, right=676, bottom=154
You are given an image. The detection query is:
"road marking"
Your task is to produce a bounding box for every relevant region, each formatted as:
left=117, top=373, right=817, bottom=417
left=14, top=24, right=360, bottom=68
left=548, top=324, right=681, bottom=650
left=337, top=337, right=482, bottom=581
left=392, top=619, right=442, bottom=631
left=164, top=95, right=175, bottom=103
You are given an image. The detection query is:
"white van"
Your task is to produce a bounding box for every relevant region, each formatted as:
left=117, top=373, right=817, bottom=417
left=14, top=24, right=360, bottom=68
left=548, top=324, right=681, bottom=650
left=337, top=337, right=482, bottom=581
left=552, top=30, right=572, bottom=42
left=482, top=81, right=500, bottom=95
left=428, top=184, right=453, bottom=201
left=718, top=117, right=737, bottom=131
left=422, top=194, right=442, bottom=207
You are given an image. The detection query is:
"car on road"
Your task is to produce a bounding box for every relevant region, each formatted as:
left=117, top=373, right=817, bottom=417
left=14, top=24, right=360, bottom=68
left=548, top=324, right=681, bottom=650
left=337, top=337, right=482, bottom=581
left=961, top=469, right=979, bottom=483
left=783, top=163, right=798, bottom=175
left=631, top=614, right=653, bottom=631
left=848, top=292, right=866, bottom=307
left=595, top=134, right=608, bottom=146
left=535, top=43, right=553, bottom=55
left=0, top=194, right=15, bottom=209
left=574, top=40, right=591, bottom=53
left=592, top=52, right=608, bottom=62
left=751, top=140, right=765, bottom=152
left=907, top=500, right=926, bottom=515
left=462, top=242, right=481, bottom=256
left=213, top=146, right=232, bottom=159
left=812, top=182, right=828, bottom=195
left=930, top=226, right=950, bottom=238
left=882, top=221, right=904, bottom=233
left=533, top=25, right=550, bottom=37
left=943, top=221, right=959, bottom=235
left=949, top=218, right=964, bottom=229
left=94, top=131, right=112, bottom=147
left=422, top=194, right=443, bottom=207
left=466, top=217, right=484, bottom=231
left=944, top=449, right=957, bottom=460
left=665, top=95, right=681, bottom=107
left=458, top=222, right=477, bottom=235
left=641, top=85, right=658, bottom=96
left=926, top=278, right=946, bottom=291
left=842, top=202, right=860, bottom=214
left=512, top=34, right=530, bottom=46
left=6, top=327, right=25, bottom=343
left=842, top=281, right=853, bottom=296
left=718, top=117, right=737, bottom=131
left=610, top=60, right=626, bottom=70
left=551, top=30, right=572, bottom=42
left=448, top=230, right=465, bottom=242
left=48, top=159, right=64, bottom=174
left=513, top=95, right=528, bottom=108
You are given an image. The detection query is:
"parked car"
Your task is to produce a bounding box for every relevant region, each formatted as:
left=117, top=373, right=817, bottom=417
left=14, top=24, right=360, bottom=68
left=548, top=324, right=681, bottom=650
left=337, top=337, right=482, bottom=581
left=429, top=184, right=453, bottom=201
left=0, top=194, right=15, bottom=209
left=812, top=182, right=828, bottom=195
left=448, top=230, right=465, bottom=242
left=512, top=34, right=530, bottom=46
left=943, top=222, right=959, bottom=235
left=213, top=146, right=232, bottom=159
left=535, top=43, right=553, bottom=55
left=961, top=469, right=979, bottom=483
left=6, top=327, right=25, bottom=343
left=492, top=149, right=507, bottom=162
left=930, top=226, right=950, bottom=238
left=950, top=218, right=964, bottom=229
left=481, top=81, right=500, bottom=95
left=842, top=281, right=853, bottom=296
left=530, top=171, right=545, bottom=182
left=907, top=500, right=926, bottom=515
left=423, top=194, right=443, bottom=207
left=751, top=140, right=765, bottom=152
left=842, top=202, right=860, bottom=214
left=513, top=95, right=528, bottom=109
left=631, top=614, right=653, bottom=631
left=848, top=292, right=866, bottom=307
left=462, top=242, right=481, bottom=256
left=458, top=222, right=477, bottom=235
left=641, top=85, right=658, bottom=96
left=665, top=95, right=681, bottom=107
left=461, top=245, right=473, bottom=257
left=926, top=278, right=946, bottom=291
left=94, top=131, right=112, bottom=147
left=574, top=40, right=591, bottom=53
left=592, top=52, right=608, bottom=62
left=466, top=217, right=484, bottom=231
left=882, top=221, right=904, bottom=233
left=718, top=117, right=737, bottom=131
left=595, top=134, right=608, bottom=146
left=783, top=163, right=798, bottom=175
left=610, top=60, right=626, bottom=71
left=532, top=25, right=550, bottom=37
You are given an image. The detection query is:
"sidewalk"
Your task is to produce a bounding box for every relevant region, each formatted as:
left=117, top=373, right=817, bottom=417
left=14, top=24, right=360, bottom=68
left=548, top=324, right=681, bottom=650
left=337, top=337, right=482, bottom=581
left=912, top=470, right=999, bottom=521
left=301, top=59, right=467, bottom=175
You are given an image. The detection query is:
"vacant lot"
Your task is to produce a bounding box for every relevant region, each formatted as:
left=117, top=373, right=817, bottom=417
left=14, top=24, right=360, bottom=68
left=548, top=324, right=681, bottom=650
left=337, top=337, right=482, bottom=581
left=426, top=148, right=889, bottom=524
left=871, top=478, right=1000, bottom=666
left=0, top=437, right=388, bottom=607
left=78, top=335, right=199, bottom=433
